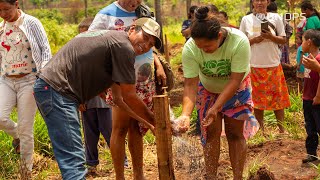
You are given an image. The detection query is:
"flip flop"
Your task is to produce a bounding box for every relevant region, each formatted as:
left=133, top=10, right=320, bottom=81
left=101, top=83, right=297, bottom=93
left=12, top=138, right=20, bottom=154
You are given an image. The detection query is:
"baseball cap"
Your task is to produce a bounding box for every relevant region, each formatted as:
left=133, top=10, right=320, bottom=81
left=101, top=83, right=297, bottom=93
left=135, top=17, right=162, bottom=49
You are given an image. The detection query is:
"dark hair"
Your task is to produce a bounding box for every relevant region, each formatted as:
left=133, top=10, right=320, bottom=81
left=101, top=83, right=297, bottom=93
left=219, top=11, right=228, bottom=20
left=267, top=2, right=278, bottom=13
left=0, top=0, right=16, bottom=4
left=207, top=4, right=219, bottom=14
left=303, top=29, right=320, bottom=47
left=78, top=17, right=94, bottom=30
left=191, top=6, right=221, bottom=40
left=301, top=1, right=320, bottom=19
left=187, top=5, right=198, bottom=19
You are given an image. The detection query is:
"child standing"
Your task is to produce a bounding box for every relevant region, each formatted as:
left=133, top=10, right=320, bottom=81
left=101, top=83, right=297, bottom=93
left=301, top=29, right=320, bottom=163
left=295, top=35, right=306, bottom=91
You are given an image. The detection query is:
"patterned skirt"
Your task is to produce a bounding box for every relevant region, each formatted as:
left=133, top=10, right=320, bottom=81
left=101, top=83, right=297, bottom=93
left=196, top=76, right=259, bottom=146
left=251, top=65, right=291, bottom=110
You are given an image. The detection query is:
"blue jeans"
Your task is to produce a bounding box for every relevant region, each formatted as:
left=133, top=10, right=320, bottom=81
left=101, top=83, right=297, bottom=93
left=33, top=78, right=87, bottom=180
left=303, top=100, right=320, bottom=156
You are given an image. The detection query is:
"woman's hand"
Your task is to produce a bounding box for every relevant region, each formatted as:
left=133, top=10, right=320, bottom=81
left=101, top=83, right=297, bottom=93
left=202, top=107, right=219, bottom=127
left=260, top=29, right=274, bottom=40
left=171, top=115, right=190, bottom=134
left=250, top=36, right=264, bottom=45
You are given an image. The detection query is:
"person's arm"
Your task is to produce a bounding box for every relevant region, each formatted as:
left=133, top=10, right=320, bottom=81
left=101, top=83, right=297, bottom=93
left=303, top=54, right=320, bottom=72
left=181, top=28, right=191, bottom=39
left=202, top=72, right=245, bottom=126
left=173, top=77, right=199, bottom=133
left=313, top=79, right=320, bottom=105
left=118, top=83, right=154, bottom=124
left=153, top=53, right=167, bottom=86
left=249, top=36, right=264, bottom=45
left=260, top=30, right=286, bottom=45
left=32, top=18, right=52, bottom=68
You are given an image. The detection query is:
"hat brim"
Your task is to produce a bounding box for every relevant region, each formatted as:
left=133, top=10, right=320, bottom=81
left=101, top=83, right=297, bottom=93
left=142, top=27, right=162, bottom=49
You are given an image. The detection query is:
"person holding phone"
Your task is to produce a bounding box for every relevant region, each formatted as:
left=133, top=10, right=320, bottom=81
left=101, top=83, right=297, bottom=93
left=240, top=0, right=290, bottom=133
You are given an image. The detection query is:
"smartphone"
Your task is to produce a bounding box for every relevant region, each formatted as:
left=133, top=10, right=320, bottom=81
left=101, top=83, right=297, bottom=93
left=261, top=22, right=269, bottom=32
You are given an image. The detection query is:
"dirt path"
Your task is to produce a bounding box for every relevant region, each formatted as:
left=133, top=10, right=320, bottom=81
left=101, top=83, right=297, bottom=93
left=86, top=136, right=319, bottom=180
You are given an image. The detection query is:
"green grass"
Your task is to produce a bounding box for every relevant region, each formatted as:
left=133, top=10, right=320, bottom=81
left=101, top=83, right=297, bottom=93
left=163, top=23, right=185, bottom=45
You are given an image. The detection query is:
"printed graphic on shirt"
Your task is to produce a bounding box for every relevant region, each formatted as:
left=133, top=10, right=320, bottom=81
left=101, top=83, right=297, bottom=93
left=137, top=63, right=152, bottom=83
left=201, top=59, right=231, bottom=78
left=0, top=24, right=36, bottom=75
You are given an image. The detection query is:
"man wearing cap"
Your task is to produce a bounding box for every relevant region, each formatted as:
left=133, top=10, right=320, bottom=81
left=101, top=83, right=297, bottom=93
left=33, top=17, right=162, bottom=180
left=90, top=1, right=166, bottom=179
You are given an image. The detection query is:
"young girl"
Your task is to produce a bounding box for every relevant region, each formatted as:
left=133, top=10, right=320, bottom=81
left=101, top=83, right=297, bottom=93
left=300, top=29, right=320, bottom=163
left=0, top=0, right=51, bottom=177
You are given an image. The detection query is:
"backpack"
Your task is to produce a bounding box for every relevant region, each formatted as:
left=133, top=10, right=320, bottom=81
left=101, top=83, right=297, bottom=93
left=135, top=4, right=154, bottom=18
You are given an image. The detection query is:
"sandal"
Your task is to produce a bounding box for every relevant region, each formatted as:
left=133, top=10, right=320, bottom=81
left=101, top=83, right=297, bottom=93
left=12, top=138, right=20, bottom=154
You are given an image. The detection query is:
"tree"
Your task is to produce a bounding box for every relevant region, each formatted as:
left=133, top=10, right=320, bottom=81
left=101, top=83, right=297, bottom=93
left=154, top=0, right=164, bottom=53
left=186, top=0, right=191, bottom=17
left=84, top=0, right=88, bottom=17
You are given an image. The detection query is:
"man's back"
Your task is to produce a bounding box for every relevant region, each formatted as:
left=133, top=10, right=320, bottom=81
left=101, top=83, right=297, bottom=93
left=40, top=30, right=136, bottom=103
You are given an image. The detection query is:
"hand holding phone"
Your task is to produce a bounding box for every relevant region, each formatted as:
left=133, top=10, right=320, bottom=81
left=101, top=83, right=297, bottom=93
left=261, top=22, right=269, bottom=32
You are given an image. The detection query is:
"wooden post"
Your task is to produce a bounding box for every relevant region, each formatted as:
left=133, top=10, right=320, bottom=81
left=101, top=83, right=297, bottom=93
left=153, top=90, right=175, bottom=180
left=164, top=34, right=170, bottom=63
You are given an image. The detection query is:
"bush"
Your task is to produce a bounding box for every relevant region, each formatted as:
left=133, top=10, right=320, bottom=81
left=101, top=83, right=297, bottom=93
left=40, top=18, right=78, bottom=54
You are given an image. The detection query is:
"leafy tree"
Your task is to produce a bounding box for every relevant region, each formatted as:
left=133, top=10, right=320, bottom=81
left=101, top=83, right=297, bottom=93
left=202, top=0, right=247, bottom=25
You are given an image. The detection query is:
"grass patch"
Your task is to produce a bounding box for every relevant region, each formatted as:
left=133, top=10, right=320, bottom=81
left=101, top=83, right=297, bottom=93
left=163, top=23, right=185, bottom=45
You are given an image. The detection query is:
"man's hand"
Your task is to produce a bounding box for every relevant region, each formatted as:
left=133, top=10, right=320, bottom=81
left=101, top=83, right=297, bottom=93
left=303, top=54, right=320, bottom=73
left=79, top=104, right=86, bottom=112
left=99, top=92, right=106, bottom=100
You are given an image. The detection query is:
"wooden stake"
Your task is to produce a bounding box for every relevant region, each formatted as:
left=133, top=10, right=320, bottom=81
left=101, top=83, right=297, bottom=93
left=164, top=34, right=170, bottom=63
left=153, top=91, right=175, bottom=180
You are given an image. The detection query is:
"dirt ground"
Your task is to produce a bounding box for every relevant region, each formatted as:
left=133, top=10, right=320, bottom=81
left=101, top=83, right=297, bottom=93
left=85, top=44, right=320, bottom=180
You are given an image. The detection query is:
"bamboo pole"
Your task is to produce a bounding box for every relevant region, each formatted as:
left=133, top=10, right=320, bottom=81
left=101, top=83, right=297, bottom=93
left=153, top=89, right=175, bottom=180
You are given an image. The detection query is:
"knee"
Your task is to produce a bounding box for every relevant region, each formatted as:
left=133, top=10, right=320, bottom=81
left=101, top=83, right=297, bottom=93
left=112, top=127, right=128, bottom=137
left=225, top=129, right=244, bottom=142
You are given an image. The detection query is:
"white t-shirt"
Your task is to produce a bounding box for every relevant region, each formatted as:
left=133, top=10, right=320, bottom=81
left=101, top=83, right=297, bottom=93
left=240, top=13, right=286, bottom=68
left=1, top=19, right=36, bottom=76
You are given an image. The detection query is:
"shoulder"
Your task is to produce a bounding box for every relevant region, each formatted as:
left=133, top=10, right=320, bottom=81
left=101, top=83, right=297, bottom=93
left=107, top=31, right=134, bottom=52
left=23, top=13, right=42, bottom=25
left=98, top=2, right=136, bottom=17
left=226, top=28, right=249, bottom=43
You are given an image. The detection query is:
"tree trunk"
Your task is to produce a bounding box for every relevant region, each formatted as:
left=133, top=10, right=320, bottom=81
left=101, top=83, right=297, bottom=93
left=154, top=0, right=164, bottom=53
left=19, top=0, right=25, bottom=11
left=84, top=0, right=88, bottom=18
left=186, top=0, right=191, bottom=18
